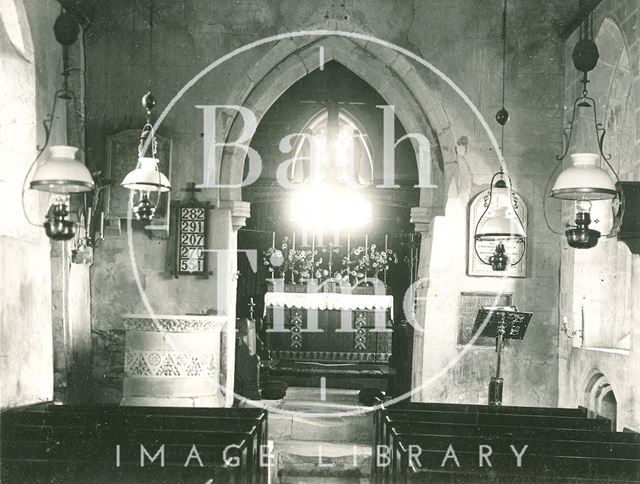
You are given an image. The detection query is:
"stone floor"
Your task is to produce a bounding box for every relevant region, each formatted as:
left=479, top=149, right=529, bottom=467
left=259, top=387, right=374, bottom=483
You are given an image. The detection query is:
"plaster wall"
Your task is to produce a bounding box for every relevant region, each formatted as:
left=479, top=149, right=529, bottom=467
left=85, top=0, right=570, bottom=405
left=0, top=0, right=62, bottom=409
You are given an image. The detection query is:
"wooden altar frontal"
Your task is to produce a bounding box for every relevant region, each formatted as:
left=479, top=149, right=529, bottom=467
left=263, top=292, right=394, bottom=389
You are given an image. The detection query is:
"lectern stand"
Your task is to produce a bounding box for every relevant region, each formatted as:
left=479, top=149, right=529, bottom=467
left=472, top=307, right=533, bottom=406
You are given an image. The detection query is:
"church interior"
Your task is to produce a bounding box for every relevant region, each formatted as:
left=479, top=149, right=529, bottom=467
left=1, top=0, right=640, bottom=482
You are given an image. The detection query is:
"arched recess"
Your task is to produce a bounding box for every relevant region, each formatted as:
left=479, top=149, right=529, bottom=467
left=216, top=34, right=460, bottom=389
left=583, top=370, right=617, bottom=430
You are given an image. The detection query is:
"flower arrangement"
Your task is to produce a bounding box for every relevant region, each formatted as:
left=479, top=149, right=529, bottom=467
left=263, top=237, right=321, bottom=284
left=263, top=246, right=285, bottom=278
left=341, top=244, right=398, bottom=284
left=300, top=250, right=323, bottom=281
left=264, top=236, right=398, bottom=287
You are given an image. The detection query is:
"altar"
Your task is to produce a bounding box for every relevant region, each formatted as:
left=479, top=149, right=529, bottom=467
left=120, top=314, right=234, bottom=407
left=263, top=291, right=394, bottom=389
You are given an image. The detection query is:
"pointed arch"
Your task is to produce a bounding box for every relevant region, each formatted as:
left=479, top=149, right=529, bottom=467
left=218, top=34, right=457, bottom=209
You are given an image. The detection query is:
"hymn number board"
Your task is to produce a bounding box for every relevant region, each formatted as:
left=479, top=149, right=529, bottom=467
left=175, top=202, right=209, bottom=277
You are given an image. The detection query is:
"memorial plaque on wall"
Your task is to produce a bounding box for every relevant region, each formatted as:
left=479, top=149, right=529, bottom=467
left=468, top=188, right=527, bottom=277
left=457, top=292, right=513, bottom=346
left=104, top=129, right=172, bottom=220
left=175, top=201, right=209, bottom=277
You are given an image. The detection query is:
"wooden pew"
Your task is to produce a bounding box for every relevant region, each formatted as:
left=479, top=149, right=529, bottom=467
left=2, top=440, right=245, bottom=483
left=43, top=403, right=269, bottom=480
left=6, top=409, right=263, bottom=474
left=391, top=401, right=588, bottom=417
left=372, top=404, right=639, bottom=483
left=374, top=406, right=612, bottom=475
left=403, top=447, right=640, bottom=483
left=1, top=404, right=269, bottom=484
left=381, top=408, right=611, bottom=429
left=374, top=402, right=603, bottom=463
left=44, top=403, right=268, bottom=449
left=386, top=420, right=640, bottom=445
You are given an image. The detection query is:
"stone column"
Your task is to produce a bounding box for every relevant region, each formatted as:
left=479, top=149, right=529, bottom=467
left=212, top=200, right=250, bottom=406
left=409, top=206, right=433, bottom=400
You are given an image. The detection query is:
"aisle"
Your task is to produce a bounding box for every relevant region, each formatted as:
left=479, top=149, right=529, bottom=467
left=260, top=387, right=375, bottom=483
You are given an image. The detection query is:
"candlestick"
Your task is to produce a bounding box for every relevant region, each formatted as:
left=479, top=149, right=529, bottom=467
left=383, top=234, right=387, bottom=285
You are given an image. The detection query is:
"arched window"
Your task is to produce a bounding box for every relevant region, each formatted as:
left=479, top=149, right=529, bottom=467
left=288, top=107, right=374, bottom=232
left=289, top=108, right=374, bottom=186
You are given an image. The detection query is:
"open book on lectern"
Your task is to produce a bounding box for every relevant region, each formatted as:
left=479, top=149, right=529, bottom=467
left=472, top=306, right=534, bottom=341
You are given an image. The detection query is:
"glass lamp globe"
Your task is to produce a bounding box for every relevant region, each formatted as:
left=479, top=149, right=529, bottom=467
left=121, top=157, right=171, bottom=192
left=551, top=153, right=616, bottom=200
left=476, top=207, right=526, bottom=241
left=30, top=145, right=94, bottom=194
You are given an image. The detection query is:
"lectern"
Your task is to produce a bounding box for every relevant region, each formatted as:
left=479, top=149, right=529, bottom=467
left=472, top=307, right=533, bottom=405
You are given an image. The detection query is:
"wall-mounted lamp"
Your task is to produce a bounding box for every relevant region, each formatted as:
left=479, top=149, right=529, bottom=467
left=474, top=171, right=527, bottom=271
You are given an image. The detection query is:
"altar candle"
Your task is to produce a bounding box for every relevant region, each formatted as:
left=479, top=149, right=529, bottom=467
left=100, top=211, right=104, bottom=235
left=365, top=234, right=368, bottom=252
left=292, top=232, right=296, bottom=250
left=347, top=233, right=351, bottom=260
left=384, top=234, right=388, bottom=285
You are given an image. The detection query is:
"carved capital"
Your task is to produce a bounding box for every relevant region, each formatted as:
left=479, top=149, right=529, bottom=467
left=218, top=200, right=250, bottom=231
left=410, top=207, right=432, bottom=234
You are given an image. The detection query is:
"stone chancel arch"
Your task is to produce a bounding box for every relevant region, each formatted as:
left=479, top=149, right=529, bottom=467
left=217, top=34, right=457, bottom=204
left=213, top=33, right=460, bottom=391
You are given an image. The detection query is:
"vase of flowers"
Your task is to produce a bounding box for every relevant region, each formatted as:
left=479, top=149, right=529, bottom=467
left=263, top=246, right=285, bottom=281
left=341, top=244, right=398, bottom=287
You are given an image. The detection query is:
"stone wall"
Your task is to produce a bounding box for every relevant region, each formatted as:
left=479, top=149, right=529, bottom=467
left=85, top=0, right=572, bottom=405
left=558, top=0, right=640, bottom=431
left=0, top=0, right=62, bottom=409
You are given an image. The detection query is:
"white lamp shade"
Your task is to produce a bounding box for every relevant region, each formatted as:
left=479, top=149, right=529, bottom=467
left=30, top=145, right=94, bottom=193
left=551, top=153, right=616, bottom=200
left=476, top=207, right=526, bottom=240
left=121, top=157, right=171, bottom=192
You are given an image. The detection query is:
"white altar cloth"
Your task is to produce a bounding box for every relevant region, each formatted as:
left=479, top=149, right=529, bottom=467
left=264, top=292, right=393, bottom=312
